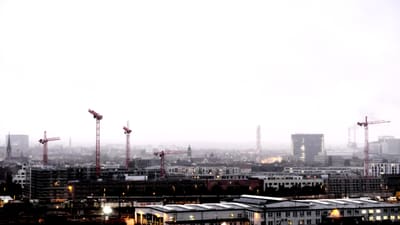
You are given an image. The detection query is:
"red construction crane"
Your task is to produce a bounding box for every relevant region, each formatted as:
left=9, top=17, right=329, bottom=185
left=153, top=149, right=190, bottom=178
left=357, top=116, right=390, bottom=176
left=38, top=131, right=60, bottom=165
left=123, top=121, right=132, bottom=169
left=88, top=109, right=103, bottom=177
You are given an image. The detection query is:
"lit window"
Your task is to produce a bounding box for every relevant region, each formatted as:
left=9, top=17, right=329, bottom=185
left=376, top=209, right=381, bottom=213
left=383, top=216, right=388, bottom=220
left=369, top=209, right=374, bottom=214
left=390, top=215, right=395, bottom=220
left=376, top=216, right=381, bottom=221
left=369, top=216, right=374, bottom=221
left=361, top=210, right=367, bottom=214
left=397, top=215, right=400, bottom=220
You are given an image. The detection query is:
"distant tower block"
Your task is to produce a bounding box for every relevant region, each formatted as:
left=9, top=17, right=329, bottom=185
left=256, top=125, right=261, bottom=160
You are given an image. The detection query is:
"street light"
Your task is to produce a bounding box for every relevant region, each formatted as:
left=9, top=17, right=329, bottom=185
left=103, top=205, right=112, bottom=223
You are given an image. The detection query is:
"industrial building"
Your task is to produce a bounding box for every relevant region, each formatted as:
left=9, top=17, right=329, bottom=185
left=251, top=175, right=323, bottom=191
left=135, top=194, right=400, bottom=225
left=370, top=162, right=400, bottom=177
left=326, top=175, right=385, bottom=198
left=291, top=134, right=325, bottom=164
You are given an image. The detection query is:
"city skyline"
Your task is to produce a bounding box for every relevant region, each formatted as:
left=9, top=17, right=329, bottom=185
left=1, top=1, right=399, bottom=147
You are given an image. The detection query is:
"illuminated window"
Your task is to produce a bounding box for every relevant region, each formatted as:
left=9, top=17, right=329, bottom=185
left=376, top=216, right=381, bottom=221
left=362, top=210, right=367, bottom=214
left=369, top=209, right=374, bottom=214
left=376, top=209, right=381, bottom=213
left=390, top=215, right=395, bottom=220
left=329, top=209, right=341, bottom=219
left=369, top=216, right=374, bottom=221
left=383, top=216, right=388, bottom=220
left=397, top=215, right=400, bottom=220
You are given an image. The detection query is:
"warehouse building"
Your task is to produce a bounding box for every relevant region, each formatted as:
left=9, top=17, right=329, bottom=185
left=135, top=195, right=400, bottom=225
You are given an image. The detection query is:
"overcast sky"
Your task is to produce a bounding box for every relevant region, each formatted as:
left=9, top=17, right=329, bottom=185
left=0, top=1, right=399, bottom=148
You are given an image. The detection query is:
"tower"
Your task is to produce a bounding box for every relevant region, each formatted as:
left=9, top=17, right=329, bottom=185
left=256, top=125, right=261, bottom=162
left=6, top=133, right=11, bottom=159
left=292, top=134, right=324, bottom=164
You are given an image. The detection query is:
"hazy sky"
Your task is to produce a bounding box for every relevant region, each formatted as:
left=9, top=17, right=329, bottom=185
left=0, top=1, right=399, bottom=148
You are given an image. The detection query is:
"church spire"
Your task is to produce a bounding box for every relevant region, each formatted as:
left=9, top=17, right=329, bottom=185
left=6, top=133, right=11, bottom=159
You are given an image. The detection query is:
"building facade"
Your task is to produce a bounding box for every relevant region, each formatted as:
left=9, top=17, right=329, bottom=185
left=135, top=195, right=400, bottom=225
left=251, top=175, right=323, bottom=191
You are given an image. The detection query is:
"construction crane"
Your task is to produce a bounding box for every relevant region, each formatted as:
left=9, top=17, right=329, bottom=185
left=38, top=131, right=60, bottom=165
left=153, top=148, right=191, bottom=178
left=88, top=109, right=103, bottom=177
left=357, top=116, right=390, bottom=176
left=123, top=121, right=132, bottom=169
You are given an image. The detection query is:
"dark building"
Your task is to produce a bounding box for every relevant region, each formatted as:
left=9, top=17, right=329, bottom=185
left=292, top=134, right=324, bottom=164
left=29, top=167, right=68, bottom=201
left=327, top=175, right=387, bottom=198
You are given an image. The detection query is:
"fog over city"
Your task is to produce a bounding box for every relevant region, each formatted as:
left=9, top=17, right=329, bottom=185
left=1, top=1, right=400, bottom=148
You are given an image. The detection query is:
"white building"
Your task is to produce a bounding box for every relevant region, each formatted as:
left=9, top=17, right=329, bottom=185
left=12, top=163, right=28, bottom=188
left=166, top=165, right=249, bottom=180
left=251, top=175, right=323, bottom=191
left=135, top=195, right=400, bottom=225
left=370, top=163, right=400, bottom=177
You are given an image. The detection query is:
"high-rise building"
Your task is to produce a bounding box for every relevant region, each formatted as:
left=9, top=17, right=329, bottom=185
left=292, top=134, right=324, bottom=164
left=379, top=136, right=400, bottom=155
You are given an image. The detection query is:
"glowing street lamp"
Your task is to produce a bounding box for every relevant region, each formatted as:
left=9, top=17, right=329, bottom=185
left=103, top=205, right=112, bottom=223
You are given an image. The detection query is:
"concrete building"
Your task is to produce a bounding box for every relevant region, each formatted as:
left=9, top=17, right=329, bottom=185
left=283, top=166, right=363, bottom=176
left=29, top=166, right=68, bottom=201
left=135, top=202, right=250, bottom=225
left=251, top=175, right=323, bottom=191
left=167, top=165, right=248, bottom=180
left=12, top=163, right=28, bottom=189
left=135, top=194, right=400, bottom=225
left=326, top=175, right=386, bottom=198
left=291, top=134, right=324, bottom=164
left=370, top=162, right=400, bottom=177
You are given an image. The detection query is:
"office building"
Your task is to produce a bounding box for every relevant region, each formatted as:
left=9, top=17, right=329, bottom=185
left=292, top=134, right=324, bottom=164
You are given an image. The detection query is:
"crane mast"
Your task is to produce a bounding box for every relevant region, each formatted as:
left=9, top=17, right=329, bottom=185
left=123, top=121, right=132, bottom=169
left=89, top=109, right=103, bottom=177
left=38, top=131, right=60, bottom=165
left=357, top=116, right=390, bottom=176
